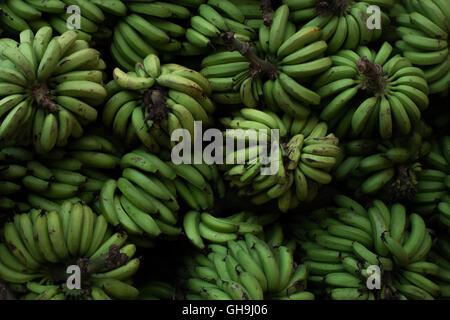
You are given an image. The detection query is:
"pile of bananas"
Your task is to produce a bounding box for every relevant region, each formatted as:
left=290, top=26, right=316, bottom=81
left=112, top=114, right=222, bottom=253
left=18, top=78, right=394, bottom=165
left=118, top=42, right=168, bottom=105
left=315, top=42, right=430, bottom=139
left=178, top=234, right=314, bottom=300
left=0, top=201, right=140, bottom=300
left=393, top=0, right=449, bottom=94
left=291, top=196, right=444, bottom=300
left=220, top=111, right=340, bottom=212
left=104, top=54, right=214, bottom=152
left=0, top=0, right=449, bottom=302
left=283, top=0, right=392, bottom=53
left=0, top=28, right=107, bottom=152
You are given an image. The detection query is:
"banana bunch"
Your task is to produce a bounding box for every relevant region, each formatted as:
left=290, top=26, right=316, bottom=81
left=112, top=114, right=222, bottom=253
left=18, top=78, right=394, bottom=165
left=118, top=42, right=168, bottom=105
left=0, top=0, right=66, bottom=35
left=291, top=195, right=442, bottom=300
left=419, top=134, right=450, bottom=294
left=97, top=147, right=224, bottom=242
left=64, top=135, right=121, bottom=170
left=261, top=221, right=297, bottom=250
left=413, top=170, right=449, bottom=218
left=138, top=281, right=175, bottom=300
left=393, top=0, right=449, bottom=94
left=413, top=136, right=450, bottom=217
left=201, top=6, right=330, bottom=111
left=428, top=244, right=450, bottom=298
left=0, top=147, right=33, bottom=213
left=437, top=198, right=450, bottom=230
left=21, top=159, right=81, bottom=209
left=183, top=210, right=279, bottom=249
left=333, top=134, right=430, bottom=199
left=178, top=234, right=314, bottom=300
left=0, top=0, right=127, bottom=42
left=104, top=54, right=215, bottom=152
left=18, top=134, right=121, bottom=212
left=110, top=0, right=195, bottom=70
left=183, top=0, right=261, bottom=51
left=28, top=0, right=127, bottom=43
left=219, top=110, right=340, bottom=212
left=0, top=201, right=140, bottom=300
left=230, top=0, right=267, bottom=29
left=98, top=148, right=182, bottom=241
left=171, top=160, right=226, bottom=212
left=0, top=27, right=107, bottom=153
left=282, top=0, right=391, bottom=53
left=424, top=136, right=450, bottom=175
left=21, top=159, right=99, bottom=209
left=315, top=42, right=430, bottom=139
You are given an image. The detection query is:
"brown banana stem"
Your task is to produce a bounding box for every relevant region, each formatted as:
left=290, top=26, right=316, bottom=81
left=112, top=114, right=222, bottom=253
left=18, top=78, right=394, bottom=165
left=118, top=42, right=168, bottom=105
left=260, top=0, right=273, bottom=26
left=357, top=56, right=387, bottom=95
left=221, top=31, right=278, bottom=79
